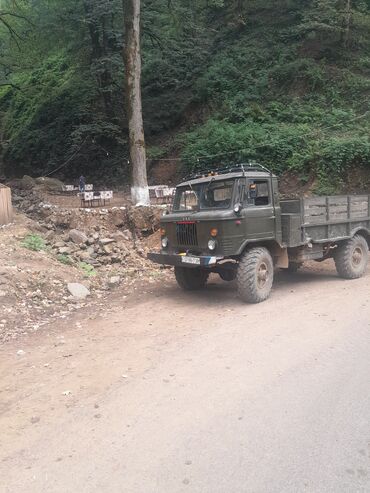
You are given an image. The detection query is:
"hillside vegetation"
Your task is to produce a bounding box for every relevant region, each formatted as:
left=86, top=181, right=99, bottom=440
left=0, top=0, right=370, bottom=191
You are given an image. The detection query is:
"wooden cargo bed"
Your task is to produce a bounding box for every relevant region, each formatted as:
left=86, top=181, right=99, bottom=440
left=280, top=195, right=370, bottom=246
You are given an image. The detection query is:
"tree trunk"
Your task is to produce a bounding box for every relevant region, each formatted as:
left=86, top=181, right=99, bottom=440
left=123, top=0, right=149, bottom=205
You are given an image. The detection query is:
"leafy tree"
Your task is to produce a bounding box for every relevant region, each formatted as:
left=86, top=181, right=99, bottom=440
left=0, top=0, right=369, bottom=190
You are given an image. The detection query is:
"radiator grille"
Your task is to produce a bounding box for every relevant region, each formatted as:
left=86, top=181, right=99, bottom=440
left=176, top=222, right=198, bottom=246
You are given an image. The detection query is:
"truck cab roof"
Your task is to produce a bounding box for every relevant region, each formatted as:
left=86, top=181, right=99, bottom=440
left=178, top=170, right=276, bottom=188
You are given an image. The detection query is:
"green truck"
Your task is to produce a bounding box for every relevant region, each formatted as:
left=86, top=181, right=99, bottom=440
left=148, top=164, right=370, bottom=303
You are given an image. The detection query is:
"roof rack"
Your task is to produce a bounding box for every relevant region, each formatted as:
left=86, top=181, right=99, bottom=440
left=184, top=162, right=272, bottom=182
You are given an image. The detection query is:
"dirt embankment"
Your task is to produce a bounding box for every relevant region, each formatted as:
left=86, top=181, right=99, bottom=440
left=0, top=188, right=168, bottom=343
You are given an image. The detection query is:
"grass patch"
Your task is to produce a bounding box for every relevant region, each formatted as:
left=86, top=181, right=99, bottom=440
left=57, top=254, right=74, bottom=265
left=78, top=262, right=97, bottom=277
left=21, top=234, right=46, bottom=252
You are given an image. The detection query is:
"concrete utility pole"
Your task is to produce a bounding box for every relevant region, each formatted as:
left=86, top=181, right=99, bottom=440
left=123, top=0, right=150, bottom=205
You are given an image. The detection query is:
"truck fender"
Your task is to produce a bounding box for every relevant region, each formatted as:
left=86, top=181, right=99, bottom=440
left=350, top=228, right=370, bottom=247
left=238, top=240, right=289, bottom=268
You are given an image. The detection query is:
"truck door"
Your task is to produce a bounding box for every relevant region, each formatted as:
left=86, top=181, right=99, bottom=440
left=243, top=179, right=276, bottom=240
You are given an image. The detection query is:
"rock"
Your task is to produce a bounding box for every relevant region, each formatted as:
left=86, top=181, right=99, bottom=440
left=128, top=205, right=161, bottom=232
left=34, top=177, right=64, bottom=192
left=100, top=238, right=115, bottom=245
left=44, top=230, right=55, bottom=241
left=50, top=213, right=71, bottom=228
left=69, top=229, right=88, bottom=244
left=59, top=247, right=72, bottom=255
left=17, top=349, right=26, bottom=356
left=122, top=229, right=133, bottom=241
left=67, top=283, right=90, bottom=299
left=6, top=178, right=22, bottom=189
left=54, top=241, right=66, bottom=248
left=111, top=210, right=126, bottom=227
left=102, top=245, right=113, bottom=255
left=0, top=290, right=7, bottom=297
left=79, top=251, right=91, bottom=261
left=113, top=230, right=132, bottom=242
left=19, top=175, right=36, bottom=190
left=108, top=276, right=121, bottom=287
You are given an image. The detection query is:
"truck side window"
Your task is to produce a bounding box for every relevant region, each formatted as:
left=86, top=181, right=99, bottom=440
left=247, top=180, right=270, bottom=206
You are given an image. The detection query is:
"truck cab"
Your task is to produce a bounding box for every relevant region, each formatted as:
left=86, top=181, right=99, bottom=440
left=159, top=167, right=281, bottom=258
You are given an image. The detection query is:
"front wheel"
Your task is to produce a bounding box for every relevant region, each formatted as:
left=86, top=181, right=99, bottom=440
left=237, top=247, right=274, bottom=303
left=334, top=235, right=369, bottom=279
left=174, top=267, right=209, bottom=291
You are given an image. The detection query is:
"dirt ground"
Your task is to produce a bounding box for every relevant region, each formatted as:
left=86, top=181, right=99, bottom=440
left=1, top=260, right=370, bottom=492
left=0, top=211, right=166, bottom=342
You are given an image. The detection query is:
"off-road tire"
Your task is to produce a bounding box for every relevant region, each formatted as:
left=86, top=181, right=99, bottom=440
left=174, top=267, right=209, bottom=291
left=334, top=235, right=369, bottom=279
left=237, top=247, right=274, bottom=303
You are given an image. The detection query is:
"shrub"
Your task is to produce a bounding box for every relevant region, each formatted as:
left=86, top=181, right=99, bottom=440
left=21, top=234, right=46, bottom=252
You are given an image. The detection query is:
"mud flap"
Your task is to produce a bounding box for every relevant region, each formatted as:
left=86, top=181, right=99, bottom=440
left=272, top=246, right=289, bottom=269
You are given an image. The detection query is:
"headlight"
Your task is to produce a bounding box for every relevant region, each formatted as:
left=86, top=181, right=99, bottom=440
left=208, top=239, right=217, bottom=251
left=161, top=237, right=169, bottom=249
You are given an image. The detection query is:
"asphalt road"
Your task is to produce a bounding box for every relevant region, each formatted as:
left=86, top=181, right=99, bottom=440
left=1, top=261, right=370, bottom=492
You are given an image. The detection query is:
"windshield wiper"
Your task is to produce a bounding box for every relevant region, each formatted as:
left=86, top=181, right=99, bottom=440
left=204, top=176, right=216, bottom=194
left=186, top=182, right=200, bottom=212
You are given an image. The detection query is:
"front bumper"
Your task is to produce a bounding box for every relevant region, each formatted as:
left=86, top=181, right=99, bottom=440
left=148, top=252, right=223, bottom=268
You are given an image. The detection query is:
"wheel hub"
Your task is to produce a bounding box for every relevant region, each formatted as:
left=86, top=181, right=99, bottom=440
left=257, top=262, right=269, bottom=288
left=352, top=247, right=363, bottom=267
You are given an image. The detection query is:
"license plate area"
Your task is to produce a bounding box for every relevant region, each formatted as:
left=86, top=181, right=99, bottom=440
left=181, top=256, right=201, bottom=265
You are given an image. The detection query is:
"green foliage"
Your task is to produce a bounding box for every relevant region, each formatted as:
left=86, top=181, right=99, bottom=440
left=21, top=234, right=46, bottom=252
left=318, top=136, right=370, bottom=173
left=57, top=254, right=74, bottom=265
left=313, top=173, right=345, bottom=196
left=0, top=0, right=370, bottom=185
left=78, top=262, right=97, bottom=277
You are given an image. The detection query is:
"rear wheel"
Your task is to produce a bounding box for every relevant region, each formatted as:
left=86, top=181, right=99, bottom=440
left=334, top=235, right=369, bottom=279
left=174, top=267, right=209, bottom=291
left=237, top=247, right=274, bottom=303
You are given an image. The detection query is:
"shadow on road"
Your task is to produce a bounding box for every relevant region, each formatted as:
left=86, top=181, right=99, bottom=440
left=156, top=262, right=343, bottom=307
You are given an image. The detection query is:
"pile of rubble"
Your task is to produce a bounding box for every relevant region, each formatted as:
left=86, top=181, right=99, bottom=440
left=0, top=187, right=169, bottom=343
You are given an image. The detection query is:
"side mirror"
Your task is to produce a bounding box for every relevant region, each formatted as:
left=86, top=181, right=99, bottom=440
left=234, top=202, right=243, bottom=214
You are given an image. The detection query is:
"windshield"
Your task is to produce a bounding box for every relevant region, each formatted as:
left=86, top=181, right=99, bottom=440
left=173, top=180, right=235, bottom=211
